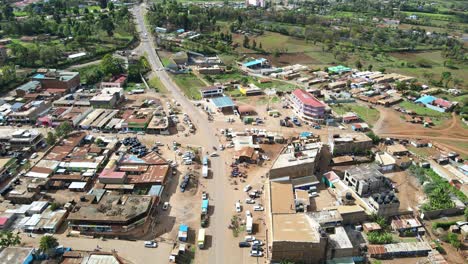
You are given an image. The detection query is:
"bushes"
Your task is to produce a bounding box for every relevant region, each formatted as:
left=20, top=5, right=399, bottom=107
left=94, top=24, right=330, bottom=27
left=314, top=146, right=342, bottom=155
left=367, top=231, right=393, bottom=244
left=432, top=221, right=457, bottom=230
left=442, top=232, right=461, bottom=249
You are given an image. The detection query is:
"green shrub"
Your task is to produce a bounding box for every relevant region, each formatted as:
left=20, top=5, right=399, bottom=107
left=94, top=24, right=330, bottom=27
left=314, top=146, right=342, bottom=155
left=367, top=231, right=393, bottom=244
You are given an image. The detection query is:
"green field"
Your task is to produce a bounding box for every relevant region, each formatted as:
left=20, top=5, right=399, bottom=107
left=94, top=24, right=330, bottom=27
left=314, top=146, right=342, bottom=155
left=172, top=73, right=205, bottom=100
left=331, top=104, right=380, bottom=125
left=148, top=76, right=167, bottom=93
left=399, top=101, right=451, bottom=118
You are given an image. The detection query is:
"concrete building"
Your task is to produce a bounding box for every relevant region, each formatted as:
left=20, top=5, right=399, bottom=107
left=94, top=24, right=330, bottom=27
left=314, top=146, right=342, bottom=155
left=0, top=129, right=44, bottom=152
left=199, top=85, right=224, bottom=98
left=269, top=142, right=322, bottom=180
left=89, top=87, right=124, bottom=108
left=67, top=194, right=155, bottom=236
left=32, top=69, right=80, bottom=93
left=343, top=165, right=392, bottom=197
left=15, top=81, right=41, bottom=97
left=289, top=89, right=327, bottom=123
left=329, top=133, right=373, bottom=155
left=7, top=100, right=52, bottom=124
left=270, top=213, right=327, bottom=264
left=0, top=247, right=34, bottom=264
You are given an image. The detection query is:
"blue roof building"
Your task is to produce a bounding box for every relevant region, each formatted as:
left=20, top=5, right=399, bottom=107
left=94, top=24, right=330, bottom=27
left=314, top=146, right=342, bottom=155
left=243, top=58, right=268, bottom=69
left=415, top=95, right=436, bottom=105
left=211, top=96, right=235, bottom=109
left=11, top=102, right=24, bottom=112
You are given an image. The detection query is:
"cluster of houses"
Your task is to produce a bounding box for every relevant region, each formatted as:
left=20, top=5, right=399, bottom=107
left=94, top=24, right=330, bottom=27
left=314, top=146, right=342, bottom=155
left=0, top=69, right=172, bottom=135
left=0, top=130, right=170, bottom=237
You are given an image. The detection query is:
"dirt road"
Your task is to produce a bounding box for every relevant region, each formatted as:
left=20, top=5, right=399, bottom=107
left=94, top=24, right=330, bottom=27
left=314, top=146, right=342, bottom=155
left=133, top=5, right=234, bottom=263
left=372, top=106, right=468, bottom=155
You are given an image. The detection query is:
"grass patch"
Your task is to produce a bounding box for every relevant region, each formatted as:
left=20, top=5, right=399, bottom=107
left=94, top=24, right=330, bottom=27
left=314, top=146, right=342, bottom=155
left=161, top=57, right=172, bottom=67
left=399, top=101, right=451, bottom=118
left=124, top=83, right=144, bottom=91
left=148, top=76, right=167, bottom=93
left=407, top=146, right=438, bottom=158
left=172, top=73, right=205, bottom=100
left=331, top=104, right=380, bottom=125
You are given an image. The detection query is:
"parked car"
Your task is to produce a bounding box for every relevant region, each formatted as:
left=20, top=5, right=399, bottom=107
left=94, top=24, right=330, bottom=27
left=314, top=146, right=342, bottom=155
left=252, top=240, right=263, bottom=246
left=30, top=153, right=38, bottom=159
left=202, top=192, right=208, bottom=200
left=253, top=205, right=264, bottom=211
left=250, top=250, right=263, bottom=257
left=137, top=131, right=146, bottom=135
left=144, top=241, right=158, bottom=248
left=162, top=202, right=169, bottom=210
left=251, top=245, right=263, bottom=251
left=243, top=185, right=252, bottom=192
left=245, top=198, right=255, bottom=204
left=235, top=201, right=242, bottom=213
left=239, top=242, right=250, bottom=248
left=244, top=235, right=255, bottom=242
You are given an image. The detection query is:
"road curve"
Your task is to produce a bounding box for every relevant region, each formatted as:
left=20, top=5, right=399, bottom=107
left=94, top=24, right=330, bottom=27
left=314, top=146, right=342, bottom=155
left=132, top=5, right=227, bottom=264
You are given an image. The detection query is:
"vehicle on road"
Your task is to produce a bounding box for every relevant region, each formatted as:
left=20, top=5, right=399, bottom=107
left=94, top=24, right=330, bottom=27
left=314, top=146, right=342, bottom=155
left=244, top=235, right=255, bottom=242
left=162, top=202, right=169, bottom=210
left=253, top=205, right=264, bottom=211
left=243, top=185, right=252, bottom=192
left=144, top=241, right=158, bottom=248
left=197, top=229, right=206, bottom=249
left=239, top=242, right=250, bottom=248
left=202, top=191, right=208, bottom=200
left=235, top=201, right=241, bottom=213
left=210, top=152, right=218, bottom=157
left=137, top=131, right=145, bottom=135
left=30, top=153, right=38, bottom=159
left=250, top=250, right=263, bottom=257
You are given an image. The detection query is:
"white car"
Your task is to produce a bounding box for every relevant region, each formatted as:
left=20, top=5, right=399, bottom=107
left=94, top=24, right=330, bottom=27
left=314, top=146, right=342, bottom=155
left=253, top=206, right=264, bottom=211
left=250, top=250, right=263, bottom=257
left=210, top=152, right=218, bottom=157
left=162, top=202, right=169, bottom=210
left=235, top=201, right=242, bottom=213
left=202, top=192, right=208, bottom=200
left=30, top=153, right=38, bottom=159
left=144, top=241, right=158, bottom=248
left=137, top=131, right=145, bottom=135
left=252, top=240, right=263, bottom=246
left=244, top=235, right=255, bottom=242
left=219, top=145, right=224, bottom=151
left=245, top=198, right=255, bottom=204
left=246, top=210, right=252, bottom=217
left=243, top=185, right=252, bottom=192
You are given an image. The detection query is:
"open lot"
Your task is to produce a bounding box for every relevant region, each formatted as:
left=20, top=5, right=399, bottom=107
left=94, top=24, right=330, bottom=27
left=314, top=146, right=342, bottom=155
left=331, top=104, right=380, bottom=125
left=172, top=73, right=206, bottom=100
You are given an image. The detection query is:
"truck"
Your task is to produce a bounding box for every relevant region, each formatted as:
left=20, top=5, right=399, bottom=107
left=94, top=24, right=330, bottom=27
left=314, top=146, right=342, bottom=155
left=201, top=199, right=209, bottom=215
left=246, top=215, right=253, bottom=234
left=197, top=229, right=206, bottom=249
left=202, top=165, right=208, bottom=178
left=178, top=224, right=188, bottom=242
left=202, top=156, right=209, bottom=166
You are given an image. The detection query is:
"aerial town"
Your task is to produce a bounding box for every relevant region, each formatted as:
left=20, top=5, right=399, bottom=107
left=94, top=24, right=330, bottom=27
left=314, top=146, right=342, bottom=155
left=0, top=0, right=467, bottom=264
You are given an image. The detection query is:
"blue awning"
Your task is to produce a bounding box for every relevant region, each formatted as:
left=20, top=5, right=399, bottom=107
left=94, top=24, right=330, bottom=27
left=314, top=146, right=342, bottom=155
left=211, top=96, right=235, bottom=108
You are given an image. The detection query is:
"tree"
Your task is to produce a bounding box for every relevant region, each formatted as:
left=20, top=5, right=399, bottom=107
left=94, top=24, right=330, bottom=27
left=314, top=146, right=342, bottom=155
left=55, top=122, right=73, bottom=138
left=368, top=64, right=373, bottom=71
left=100, top=54, right=124, bottom=77
left=46, top=131, right=56, bottom=146
left=355, top=60, right=363, bottom=70
left=100, top=16, right=115, bottom=36
left=50, top=202, right=61, bottom=211
left=0, top=231, right=21, bottom=247
left=259, top=42, right=263, bottom=50
left=252, top=39, right=257, bottom=50
left=242, top=35, right=250, bottom=48
left=99, top=0, right=108, bottom=9
left=441, top=71, right=452, bottom=88
left=39, top=235, right=59, bottom=254
left=366, top=131, right=380, bottom=144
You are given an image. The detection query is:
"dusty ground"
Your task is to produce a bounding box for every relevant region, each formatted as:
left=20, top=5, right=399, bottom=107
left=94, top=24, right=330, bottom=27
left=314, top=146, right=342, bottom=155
left=384, top=171, right=426, bottom=212
left=373, top=105, right=468, bottom=156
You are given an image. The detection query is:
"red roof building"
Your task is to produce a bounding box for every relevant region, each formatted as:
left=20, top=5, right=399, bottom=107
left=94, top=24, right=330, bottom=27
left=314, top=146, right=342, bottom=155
left=433, top=98, right=453, bottom=109
left=290, top=89, right=327, bottom=123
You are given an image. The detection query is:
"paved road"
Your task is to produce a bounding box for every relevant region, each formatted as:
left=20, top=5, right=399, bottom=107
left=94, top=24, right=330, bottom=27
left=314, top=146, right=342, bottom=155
left=132, top=5, right=229, bottom=264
